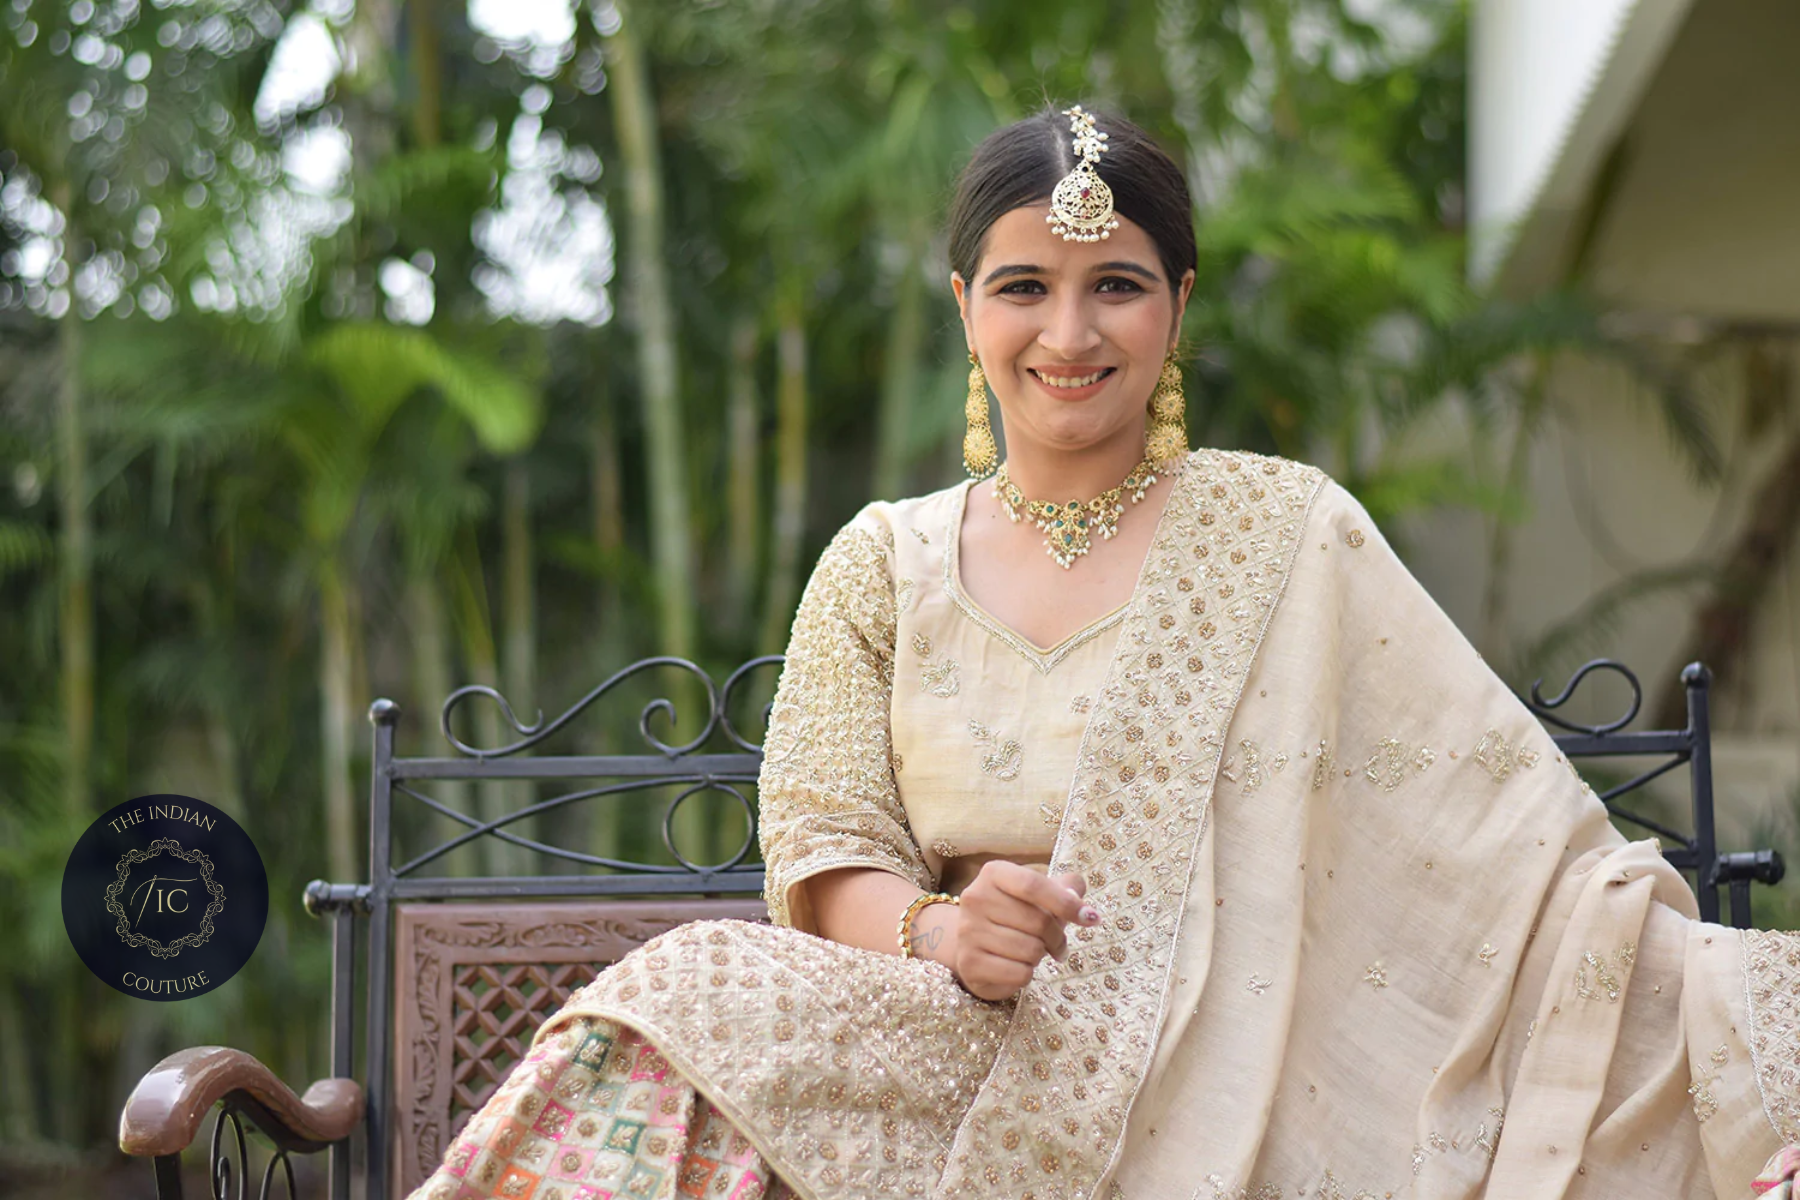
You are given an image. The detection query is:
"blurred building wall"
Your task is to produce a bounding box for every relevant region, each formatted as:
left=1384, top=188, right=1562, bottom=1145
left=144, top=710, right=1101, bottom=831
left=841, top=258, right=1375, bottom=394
left=1441, top=0, right=1800, bottom=848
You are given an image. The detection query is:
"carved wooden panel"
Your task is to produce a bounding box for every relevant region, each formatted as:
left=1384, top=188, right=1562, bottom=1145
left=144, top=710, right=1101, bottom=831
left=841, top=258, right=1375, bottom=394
left=391, top=898, right=768, bottom=1198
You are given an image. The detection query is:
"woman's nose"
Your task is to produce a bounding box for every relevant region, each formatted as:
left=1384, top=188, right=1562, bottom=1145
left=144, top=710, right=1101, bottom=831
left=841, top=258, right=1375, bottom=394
left=1037, top=295, right=1102, bottom=359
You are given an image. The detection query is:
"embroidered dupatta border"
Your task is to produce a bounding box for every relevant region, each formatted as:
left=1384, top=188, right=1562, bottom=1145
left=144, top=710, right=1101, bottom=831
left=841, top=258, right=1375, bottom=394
left=935, top=449, right=1325, bottom=1200
left=1741, top=928, right=1800, bottom=1143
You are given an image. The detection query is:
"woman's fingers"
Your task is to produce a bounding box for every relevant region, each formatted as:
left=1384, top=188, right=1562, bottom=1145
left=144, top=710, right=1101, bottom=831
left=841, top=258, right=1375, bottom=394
left=991, top=863, right=1100, bottom=928
left=963, top=924, right=1051, bottom=964
left=952, top=862, right=1105, bottom=999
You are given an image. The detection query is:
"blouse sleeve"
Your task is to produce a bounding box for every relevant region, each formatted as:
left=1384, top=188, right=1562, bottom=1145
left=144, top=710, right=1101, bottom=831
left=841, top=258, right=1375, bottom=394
left=756, top=513, right=933, bottom=931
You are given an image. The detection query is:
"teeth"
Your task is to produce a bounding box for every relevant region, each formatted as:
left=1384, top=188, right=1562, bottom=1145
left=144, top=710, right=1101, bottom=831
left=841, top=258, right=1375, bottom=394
left=1036, top=370, right=1109, bottom=388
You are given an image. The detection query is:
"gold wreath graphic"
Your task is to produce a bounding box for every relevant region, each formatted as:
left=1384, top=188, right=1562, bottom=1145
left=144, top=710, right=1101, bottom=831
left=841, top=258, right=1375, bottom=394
left=103, top=838, right=226, bottom=959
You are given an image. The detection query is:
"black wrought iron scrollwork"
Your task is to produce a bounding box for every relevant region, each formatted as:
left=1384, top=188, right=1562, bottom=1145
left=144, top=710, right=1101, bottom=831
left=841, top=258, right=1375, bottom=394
left=442, top=657, right=779, bottom=759
left=395, top=775, right=761, bottom=878
left=660, top=780, right=759, bottom=872
left=210, top=1106, right=245, bottom=1200
left=207, top=1106, right=296, bottom=1200
left=719, top=655, right=785, bottom=752
left=1526, top=658, right=1643, bottom=735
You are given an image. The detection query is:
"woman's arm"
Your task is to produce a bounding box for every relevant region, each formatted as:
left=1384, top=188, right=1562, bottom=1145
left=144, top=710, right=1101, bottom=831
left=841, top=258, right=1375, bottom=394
left=810, top=863, right=1100, bottom=1002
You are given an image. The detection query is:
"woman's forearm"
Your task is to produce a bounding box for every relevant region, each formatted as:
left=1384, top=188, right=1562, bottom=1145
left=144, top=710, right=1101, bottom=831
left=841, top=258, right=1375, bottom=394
left=806, top=867, right=960, bottom=967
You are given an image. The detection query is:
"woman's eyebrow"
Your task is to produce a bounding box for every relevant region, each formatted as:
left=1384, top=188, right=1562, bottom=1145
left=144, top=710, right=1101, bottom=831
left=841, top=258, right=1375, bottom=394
left=1092, top=261, right=1160, bottom=282
left=981, top=263, right=1047, bottom=286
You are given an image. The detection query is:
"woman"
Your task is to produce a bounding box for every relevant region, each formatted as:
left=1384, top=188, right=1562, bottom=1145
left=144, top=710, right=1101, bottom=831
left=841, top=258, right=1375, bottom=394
left=411, top=108, right=1798, bottom=1200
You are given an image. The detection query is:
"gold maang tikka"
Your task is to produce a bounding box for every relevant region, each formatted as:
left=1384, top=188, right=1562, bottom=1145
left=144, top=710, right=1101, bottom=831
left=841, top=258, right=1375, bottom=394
left=994, top=459, right=1159, bottom=569
left=1047, top=106, right=1121, bottom=244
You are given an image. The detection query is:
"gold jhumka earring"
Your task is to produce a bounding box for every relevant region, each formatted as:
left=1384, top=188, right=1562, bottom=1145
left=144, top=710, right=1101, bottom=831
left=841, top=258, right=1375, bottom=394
left=964, top=353, right=998, bottom=478
left=1146, top=354, right=1188, bottom=465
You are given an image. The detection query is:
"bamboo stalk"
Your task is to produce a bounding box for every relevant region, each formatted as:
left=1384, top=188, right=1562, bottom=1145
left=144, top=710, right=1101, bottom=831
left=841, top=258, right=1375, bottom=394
left=726, top=315, right=762, bottom=637
left=873, top=223, right=928, bottom=502
left=605, top=0, right=696, bottom=665
left=319, top=560, right=359, bottom=884
left=760, top=294, right=810, bottom=657
left=55, top=179, right=92, bottom=818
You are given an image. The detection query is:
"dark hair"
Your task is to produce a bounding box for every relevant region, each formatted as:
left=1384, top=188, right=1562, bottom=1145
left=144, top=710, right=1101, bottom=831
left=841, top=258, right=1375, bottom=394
left=946, top=107, right=1197, bottom=287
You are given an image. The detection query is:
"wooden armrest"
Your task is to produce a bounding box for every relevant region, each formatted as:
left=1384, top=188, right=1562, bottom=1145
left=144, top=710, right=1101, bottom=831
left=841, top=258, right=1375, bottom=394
left=119, top=1046, right=363, bottom=1157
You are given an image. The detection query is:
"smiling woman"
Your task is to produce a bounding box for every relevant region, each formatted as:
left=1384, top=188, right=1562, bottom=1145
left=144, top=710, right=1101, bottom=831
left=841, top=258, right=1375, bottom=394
left=404, top=107, right=1800, bottom=1200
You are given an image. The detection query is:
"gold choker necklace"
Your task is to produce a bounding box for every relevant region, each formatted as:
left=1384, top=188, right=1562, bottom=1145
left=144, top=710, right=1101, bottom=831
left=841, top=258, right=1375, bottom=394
left=993, top=458, right=1159, bottom=569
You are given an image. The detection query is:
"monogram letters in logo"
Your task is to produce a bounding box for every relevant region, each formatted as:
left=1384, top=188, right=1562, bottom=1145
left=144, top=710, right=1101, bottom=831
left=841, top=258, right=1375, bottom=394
left=104, top=838, right=226, bottom=959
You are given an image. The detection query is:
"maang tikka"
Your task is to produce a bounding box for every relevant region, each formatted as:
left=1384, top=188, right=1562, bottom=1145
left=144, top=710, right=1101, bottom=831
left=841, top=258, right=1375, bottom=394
left=1047, top=106, right=1121, bottom=243
left=963, top=353, right=998, bottom=478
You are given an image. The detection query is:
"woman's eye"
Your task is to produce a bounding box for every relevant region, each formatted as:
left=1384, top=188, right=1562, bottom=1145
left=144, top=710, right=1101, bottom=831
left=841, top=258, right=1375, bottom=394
left=1096, top=276, right=1145, bottom=295
left=998, top=279, right=1046, bottom=296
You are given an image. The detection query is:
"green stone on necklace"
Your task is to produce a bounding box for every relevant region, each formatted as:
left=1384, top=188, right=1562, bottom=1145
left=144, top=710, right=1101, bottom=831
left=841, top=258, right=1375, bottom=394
left=993, top=458, right=1160, bottom=569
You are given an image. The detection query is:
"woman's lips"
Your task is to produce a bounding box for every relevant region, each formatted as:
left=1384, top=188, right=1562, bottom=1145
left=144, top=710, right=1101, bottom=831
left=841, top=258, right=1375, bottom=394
left=1028, top=366, right=1116, bottom=399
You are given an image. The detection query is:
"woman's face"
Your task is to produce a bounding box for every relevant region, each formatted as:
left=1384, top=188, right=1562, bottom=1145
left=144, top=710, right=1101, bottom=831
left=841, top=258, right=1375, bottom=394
left=953, top=203, right=1194, bottom=460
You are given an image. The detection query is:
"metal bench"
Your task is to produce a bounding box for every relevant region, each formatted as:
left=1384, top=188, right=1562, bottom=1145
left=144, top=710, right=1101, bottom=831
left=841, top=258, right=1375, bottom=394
left=116, top=656, right=1784, bottom=1199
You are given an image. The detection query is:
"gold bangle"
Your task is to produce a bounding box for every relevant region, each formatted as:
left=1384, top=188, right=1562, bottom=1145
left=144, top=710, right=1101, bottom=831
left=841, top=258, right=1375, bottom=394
left=898, top=892, right=958, bottom=958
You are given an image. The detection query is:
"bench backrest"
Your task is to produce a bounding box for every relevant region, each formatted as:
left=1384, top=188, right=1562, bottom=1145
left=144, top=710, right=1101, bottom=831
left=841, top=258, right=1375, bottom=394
left=304, top=655, right=1780, bottom=1200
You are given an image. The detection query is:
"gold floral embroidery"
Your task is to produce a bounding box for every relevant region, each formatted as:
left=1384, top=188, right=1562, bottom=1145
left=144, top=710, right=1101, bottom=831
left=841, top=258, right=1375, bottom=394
left=1246, top=974, right=1272, bottom=995
left=1363, top=738, right=1429, bottom=792
left=1471, top=727, right=1538, bottom=782
left=1473, top=1107, right=1505, bottom=1159
left=1038, top=802, right=1063, bottom=828
left=920, top=659, right=961, bottom=698
left=1364, top=962, right=1389, bottom=990
left=1344, top=529, right=1365, bottom=547
left=1689, top=1070, right=1720, bottom=1122
left=1742, top=929, right=1800, bottom=1141
left=911, top=633, right=932, bottom=656
left=891, top=751, right=904, bottom=773
left=932, top=839, right=961, bottom=858
left=895, top=577, right=916, bottom=612
left=1311, top=740, right=1333, bottom=790
left=1711, top=1044, right=1729, bottom=1066
left=1235, top=739, right=1266, bottom=792
left=911, top=528, right=929, bottom=544
left=1575, top=944, right=1635, bottom=1003
left=1070, top=694, right=1092, bottom=714
left=969, top=720, right=1023, bottom=781
left=1477, top=942, right=1498, bottom=967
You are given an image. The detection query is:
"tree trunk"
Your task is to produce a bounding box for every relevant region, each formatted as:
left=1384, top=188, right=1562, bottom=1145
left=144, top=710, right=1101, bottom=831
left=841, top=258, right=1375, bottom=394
left=0, top=984, right=36, bottom=1139
left=406, top=0, right=441, bottom=150
left=207, top=705, right=244, bottom=815
left=453, top=536, right=527, bottom=875
left=605, top=0, right=696, bottom=664
left=319, top=559, right=359, bottom=884
left=1651, top=415, right=1800, bottom=729
left=408, top=572, right=476, bottom=873
left=873, top=222, right=928, bottom=502
left=725, top=315, right=761, bottom=638
left=760, top=295, right=809, bottom=657
left=55, top=181, right=92, bottom=818
left=502, top=459, right=542, bottom=865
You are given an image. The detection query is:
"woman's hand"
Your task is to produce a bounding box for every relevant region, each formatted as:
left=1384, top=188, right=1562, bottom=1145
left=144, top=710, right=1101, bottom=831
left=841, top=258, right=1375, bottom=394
left=951, top=861, right=1098, bottom=1001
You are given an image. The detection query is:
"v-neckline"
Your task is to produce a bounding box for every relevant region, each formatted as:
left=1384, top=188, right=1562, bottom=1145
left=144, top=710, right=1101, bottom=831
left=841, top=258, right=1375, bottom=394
left=943, top=477, right=1149, bottom=675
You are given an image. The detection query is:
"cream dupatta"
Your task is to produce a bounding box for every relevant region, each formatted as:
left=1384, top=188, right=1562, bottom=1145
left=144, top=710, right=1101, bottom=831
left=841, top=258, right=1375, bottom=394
left=539, top=449, right=1796, bottom=1200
